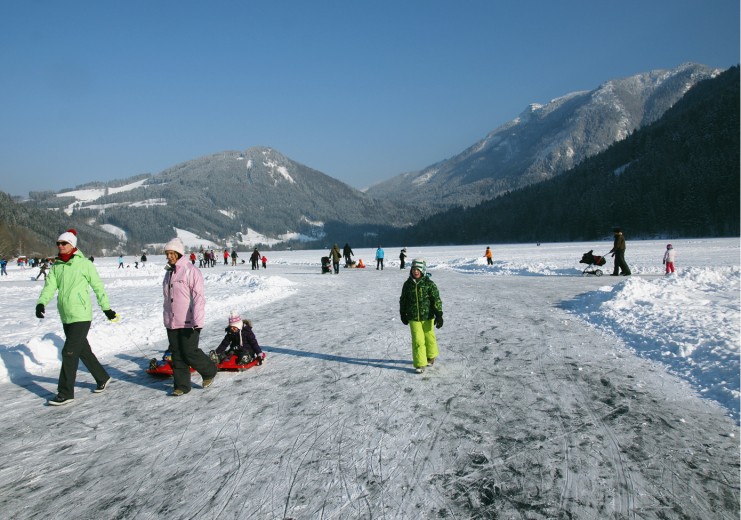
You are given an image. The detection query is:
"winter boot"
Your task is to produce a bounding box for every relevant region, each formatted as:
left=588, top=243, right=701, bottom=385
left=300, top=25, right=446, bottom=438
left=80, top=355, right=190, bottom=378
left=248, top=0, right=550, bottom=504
left=93, top=377, right=112, bottom=393
left=48, top=395, right=74, bottom=406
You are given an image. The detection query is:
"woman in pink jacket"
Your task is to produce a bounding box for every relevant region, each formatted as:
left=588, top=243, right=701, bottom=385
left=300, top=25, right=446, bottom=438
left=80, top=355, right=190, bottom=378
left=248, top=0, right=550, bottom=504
left=163, top=237, right=217, bottom=396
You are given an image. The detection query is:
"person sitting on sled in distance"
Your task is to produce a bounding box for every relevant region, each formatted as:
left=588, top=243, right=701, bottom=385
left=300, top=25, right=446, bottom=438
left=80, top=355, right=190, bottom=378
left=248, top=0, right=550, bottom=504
left=210, top=310, right=265, bottom=365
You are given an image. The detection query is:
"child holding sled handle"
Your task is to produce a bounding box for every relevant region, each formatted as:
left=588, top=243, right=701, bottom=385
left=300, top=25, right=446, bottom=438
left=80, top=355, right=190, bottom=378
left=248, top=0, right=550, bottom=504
left=210, top=311, right=265, bottom=365
left=399, top=259, right=443, bottom=374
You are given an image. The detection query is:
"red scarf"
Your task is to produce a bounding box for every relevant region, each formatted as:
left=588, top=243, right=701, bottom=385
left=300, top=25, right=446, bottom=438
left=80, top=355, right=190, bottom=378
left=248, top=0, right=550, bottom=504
left=57, top=248, right=78, bottom=263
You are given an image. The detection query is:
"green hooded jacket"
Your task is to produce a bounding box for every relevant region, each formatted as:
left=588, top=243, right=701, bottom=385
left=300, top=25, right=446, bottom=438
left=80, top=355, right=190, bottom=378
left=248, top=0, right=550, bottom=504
left=399, top=275, right=443, bottom=322
left=37, top=249, right=111, bottom=324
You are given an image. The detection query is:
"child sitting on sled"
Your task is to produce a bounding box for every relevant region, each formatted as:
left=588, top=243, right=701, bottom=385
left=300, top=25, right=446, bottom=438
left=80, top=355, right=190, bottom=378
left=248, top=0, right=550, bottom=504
left=149, top=349, right=173, bottom=370
left=210, top=311, right=265, bottom=365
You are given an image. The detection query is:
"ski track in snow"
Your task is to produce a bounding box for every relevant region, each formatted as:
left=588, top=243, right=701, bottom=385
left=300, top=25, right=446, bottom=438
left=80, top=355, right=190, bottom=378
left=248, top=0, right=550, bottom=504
left=0, top=239, right=738, bottom=519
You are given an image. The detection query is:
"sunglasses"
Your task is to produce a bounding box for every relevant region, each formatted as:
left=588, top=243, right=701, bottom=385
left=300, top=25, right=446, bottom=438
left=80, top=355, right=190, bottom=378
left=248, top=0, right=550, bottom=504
left=56, top=241, right=70, bottom=246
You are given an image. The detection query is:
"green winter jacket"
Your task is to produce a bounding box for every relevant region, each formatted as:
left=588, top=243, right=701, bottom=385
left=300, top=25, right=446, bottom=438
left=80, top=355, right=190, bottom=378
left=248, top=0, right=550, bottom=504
left=399, top=275, right=443, bottom=322
left=37, top=249, right=111, bottom=324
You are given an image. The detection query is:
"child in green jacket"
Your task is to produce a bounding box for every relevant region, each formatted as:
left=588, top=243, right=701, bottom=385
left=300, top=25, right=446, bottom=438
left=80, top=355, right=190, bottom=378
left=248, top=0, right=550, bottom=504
left=399, top=258, right=443, bottom=373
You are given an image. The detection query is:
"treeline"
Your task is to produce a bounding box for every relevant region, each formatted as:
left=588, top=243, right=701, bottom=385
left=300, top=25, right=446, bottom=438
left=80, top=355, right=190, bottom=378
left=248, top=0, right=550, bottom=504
left=373, top=66, right=739, bottom=246
left=0, top=192, right=120, bottom=258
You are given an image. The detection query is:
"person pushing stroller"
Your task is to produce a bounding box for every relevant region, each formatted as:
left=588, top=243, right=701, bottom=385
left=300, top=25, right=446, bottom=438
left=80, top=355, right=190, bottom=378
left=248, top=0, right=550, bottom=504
left=210, top=311, right=265, bottom=365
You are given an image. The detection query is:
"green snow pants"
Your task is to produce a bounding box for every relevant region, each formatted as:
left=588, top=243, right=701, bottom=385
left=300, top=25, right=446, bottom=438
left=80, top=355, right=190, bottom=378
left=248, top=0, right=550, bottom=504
left=409, top=319, right=439, bottom=369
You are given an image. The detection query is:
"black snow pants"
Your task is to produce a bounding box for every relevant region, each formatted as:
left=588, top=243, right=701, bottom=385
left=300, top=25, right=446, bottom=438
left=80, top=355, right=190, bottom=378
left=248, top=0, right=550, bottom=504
left=167, top=328, right=217, bottom=393
left=58, top=321, right=109, bottom=399
left=612, top=250, right=631, bottom=275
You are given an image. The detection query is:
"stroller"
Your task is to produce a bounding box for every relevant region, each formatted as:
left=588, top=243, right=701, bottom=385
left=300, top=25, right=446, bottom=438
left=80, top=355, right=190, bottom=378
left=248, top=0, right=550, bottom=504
left=321, top=256, right=332, bottom=274
left=580, top=250, right=607, bottom=276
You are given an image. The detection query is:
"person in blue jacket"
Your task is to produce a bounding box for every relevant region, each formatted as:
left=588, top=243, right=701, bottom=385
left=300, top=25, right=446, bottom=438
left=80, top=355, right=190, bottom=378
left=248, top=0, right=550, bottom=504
left=375, top=245, right=385, bottom=270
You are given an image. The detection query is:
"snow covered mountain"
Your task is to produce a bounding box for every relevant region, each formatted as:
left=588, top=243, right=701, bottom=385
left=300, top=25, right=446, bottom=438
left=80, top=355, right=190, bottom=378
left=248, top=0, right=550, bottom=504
left=27, top=147, right=412, bottom=251
left=365, top=63, right=722, bottom=208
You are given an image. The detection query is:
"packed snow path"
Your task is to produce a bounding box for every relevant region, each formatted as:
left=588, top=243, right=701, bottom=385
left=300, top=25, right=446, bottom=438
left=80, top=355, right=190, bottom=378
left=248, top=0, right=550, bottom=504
left=0, top=254, right=738, bottom=519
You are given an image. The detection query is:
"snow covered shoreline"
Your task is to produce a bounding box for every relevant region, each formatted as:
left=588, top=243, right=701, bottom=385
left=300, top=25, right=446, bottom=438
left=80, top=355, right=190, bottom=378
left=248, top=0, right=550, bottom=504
left=0, top=238, right=738, bottom=519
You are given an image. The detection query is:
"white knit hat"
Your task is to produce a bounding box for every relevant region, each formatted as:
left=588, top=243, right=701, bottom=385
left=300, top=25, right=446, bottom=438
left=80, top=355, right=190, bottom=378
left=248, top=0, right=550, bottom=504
left=163, top=237, right=185, bottom=256
left=57, top=229, right=78, bottom=248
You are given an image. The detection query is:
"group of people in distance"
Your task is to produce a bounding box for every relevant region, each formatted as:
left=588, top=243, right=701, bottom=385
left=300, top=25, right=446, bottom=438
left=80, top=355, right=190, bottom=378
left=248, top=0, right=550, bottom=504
left=333, top=243, right=410, bottom=272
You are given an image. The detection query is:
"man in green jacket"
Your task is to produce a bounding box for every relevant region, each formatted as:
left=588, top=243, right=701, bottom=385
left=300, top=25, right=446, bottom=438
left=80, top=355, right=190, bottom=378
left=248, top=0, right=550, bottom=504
left=36, top=229, right=118, bottom=406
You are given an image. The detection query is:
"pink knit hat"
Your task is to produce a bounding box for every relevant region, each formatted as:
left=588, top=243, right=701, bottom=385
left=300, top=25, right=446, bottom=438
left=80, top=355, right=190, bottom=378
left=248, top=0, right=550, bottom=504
left=228, top=310, right=242, bottom=327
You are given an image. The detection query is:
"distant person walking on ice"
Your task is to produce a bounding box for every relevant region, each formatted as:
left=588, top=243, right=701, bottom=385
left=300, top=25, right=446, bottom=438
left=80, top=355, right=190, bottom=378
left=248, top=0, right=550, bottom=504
left=0, top=258, right=7, bottom=276
left=231, top=249, right=239, bottom=266
left=485, top=246, right=493, bottom=265
left=162, top=237, right=217, bottom=396
left=375, top=245, right=385, bottom=270
left=399, top=258, right=443, bottom=374
left=261, top=255, right=267, bottom=268
left=663, top=244, right=676, bottom=275
left=36, top=229, right=117, bottom=406
left=399, top=248, right=407, bottom=269
left=250, top=248, right=260, bottom=270
left=35, top=259, right=49, bottom=280
left=342, top=243, right=354, bottom=267
left=609, top=228, right=631, bottom=276
left=118, top=255, right=124, bottom=269
left=329, top=244, right=342, bottom=274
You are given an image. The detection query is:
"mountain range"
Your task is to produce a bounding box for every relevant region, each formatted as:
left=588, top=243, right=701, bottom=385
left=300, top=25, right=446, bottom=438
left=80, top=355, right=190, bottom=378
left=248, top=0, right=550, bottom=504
left=6, top=62, right=731, bottom=255
left=365, top=63, right=722, bottom=208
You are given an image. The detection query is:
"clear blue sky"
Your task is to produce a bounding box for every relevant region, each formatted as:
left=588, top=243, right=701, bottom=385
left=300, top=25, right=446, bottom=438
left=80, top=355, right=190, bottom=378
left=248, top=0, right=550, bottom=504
left=1, top=0, right=738, bottom=197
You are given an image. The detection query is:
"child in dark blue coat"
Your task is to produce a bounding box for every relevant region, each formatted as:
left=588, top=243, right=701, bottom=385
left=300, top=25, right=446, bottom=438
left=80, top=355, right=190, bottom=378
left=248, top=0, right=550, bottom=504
left=210, top=311, right=265, bottom=365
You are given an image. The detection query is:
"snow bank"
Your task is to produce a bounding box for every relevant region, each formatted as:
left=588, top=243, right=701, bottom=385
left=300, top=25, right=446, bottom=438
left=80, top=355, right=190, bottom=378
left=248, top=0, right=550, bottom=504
left=565, top=266, right=740, bottom=421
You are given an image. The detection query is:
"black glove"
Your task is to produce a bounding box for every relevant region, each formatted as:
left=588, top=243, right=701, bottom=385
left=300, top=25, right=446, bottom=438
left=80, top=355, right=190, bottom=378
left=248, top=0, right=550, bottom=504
left=35, top=304, right=45, bottom=319
left=401, top=315, right=409, bottom=325
left=434, top=312, right=444, bottom=329
left=103, top=309, right=117, bottom=321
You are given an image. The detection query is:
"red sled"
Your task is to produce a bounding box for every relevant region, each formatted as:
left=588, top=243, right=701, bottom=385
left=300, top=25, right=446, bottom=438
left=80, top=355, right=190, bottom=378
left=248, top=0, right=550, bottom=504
left=146, top=359, right=196, bottom=377
left=216, top=353, right=265, bottom=372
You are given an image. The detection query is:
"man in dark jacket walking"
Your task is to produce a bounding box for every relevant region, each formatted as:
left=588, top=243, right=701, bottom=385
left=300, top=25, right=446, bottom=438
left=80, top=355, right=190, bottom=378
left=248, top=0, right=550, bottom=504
left=342, top=243, right=354, bottom=267
left=609, top=228, right=631, bottom=276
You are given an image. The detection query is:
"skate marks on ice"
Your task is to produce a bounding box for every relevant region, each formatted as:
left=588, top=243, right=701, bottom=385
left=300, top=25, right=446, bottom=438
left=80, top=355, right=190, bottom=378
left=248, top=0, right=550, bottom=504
left=427, top=278, right=738, bottom=520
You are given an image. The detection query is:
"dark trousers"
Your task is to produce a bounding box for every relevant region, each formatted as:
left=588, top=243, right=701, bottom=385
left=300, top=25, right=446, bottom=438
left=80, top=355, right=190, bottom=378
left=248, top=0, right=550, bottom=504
left=612, top=250, right=631, bottom=275
left=167, top=328, right=217, bottom=392
left=58, top=321, right=109, bottom=398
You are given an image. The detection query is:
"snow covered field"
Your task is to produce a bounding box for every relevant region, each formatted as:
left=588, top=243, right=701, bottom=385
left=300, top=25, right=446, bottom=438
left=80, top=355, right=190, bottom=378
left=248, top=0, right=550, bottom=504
left=0, top=238, right=738, bottom=519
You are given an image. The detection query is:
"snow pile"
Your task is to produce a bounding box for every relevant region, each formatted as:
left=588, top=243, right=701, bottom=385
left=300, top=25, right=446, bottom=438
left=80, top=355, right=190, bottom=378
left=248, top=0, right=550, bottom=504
left=565, top=266, right=740, bottom=420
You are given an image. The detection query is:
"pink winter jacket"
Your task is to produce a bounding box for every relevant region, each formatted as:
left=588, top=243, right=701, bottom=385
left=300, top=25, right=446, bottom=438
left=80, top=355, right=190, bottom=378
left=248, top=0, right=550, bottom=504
left=162, top=255, right=205, bottom=329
